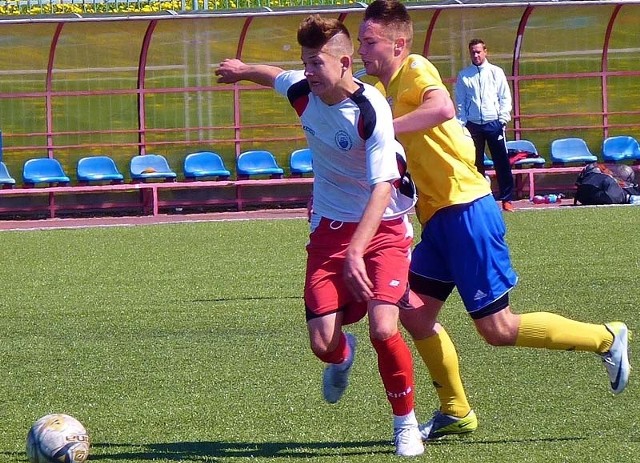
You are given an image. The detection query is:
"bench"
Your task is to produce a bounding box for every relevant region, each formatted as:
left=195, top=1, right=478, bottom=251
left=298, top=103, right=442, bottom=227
left=6, top=165, right=620, bottom=218
left=0, top=177, right=314, bottom=218
left=486, top=166, right=584, bottom=200
left=0, top=183, right=151, bottom=218
left=155, top=177, right=313, bottom=214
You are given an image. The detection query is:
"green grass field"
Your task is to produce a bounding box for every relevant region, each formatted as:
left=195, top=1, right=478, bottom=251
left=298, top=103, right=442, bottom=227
left=0, top=206, right=638, bottom=462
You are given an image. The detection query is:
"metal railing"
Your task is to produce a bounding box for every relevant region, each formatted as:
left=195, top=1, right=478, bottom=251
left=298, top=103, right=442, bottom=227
left=1, top=1, right=638, bottom=179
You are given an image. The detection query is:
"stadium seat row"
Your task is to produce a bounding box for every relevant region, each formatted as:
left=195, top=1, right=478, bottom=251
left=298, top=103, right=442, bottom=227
left=483, top=136, right=640, bottom=169
left=0, top=148, right=315, bottom=188
left=1, top=136, right=636, bottom=190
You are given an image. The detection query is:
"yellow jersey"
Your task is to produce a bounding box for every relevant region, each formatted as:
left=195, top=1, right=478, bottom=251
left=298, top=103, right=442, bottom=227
left=378, top=54, right=490, bottom=224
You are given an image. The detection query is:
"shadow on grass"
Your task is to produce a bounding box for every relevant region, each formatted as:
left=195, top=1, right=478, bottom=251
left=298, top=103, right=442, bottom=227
left=428, top=435, right=587, bottom=446
left=89, top=440, right=391, bottom=459
left=86, top=436, right=587, bottom=460
left=191, top=296, right=302, bottom=303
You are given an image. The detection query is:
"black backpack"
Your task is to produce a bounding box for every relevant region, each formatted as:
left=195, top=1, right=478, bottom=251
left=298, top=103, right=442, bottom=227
left=574, top=163, right=632, bottom=205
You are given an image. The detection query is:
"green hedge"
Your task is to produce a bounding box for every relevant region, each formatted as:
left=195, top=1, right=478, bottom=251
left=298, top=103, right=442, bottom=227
left=0, top=0, right=371, bottom=16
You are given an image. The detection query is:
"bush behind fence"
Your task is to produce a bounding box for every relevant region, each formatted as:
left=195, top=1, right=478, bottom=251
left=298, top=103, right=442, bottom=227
left=0, top=0, right=439, bottom=16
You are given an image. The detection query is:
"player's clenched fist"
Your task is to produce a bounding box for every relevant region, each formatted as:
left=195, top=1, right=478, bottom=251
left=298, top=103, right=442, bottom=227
left=215, top=59, right=246, bottom=83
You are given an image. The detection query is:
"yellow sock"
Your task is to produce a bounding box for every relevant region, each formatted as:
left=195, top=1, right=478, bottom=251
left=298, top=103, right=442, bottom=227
left=414, top=328, right=471, bottom=417
left=516, top=312, right=613, bottom=352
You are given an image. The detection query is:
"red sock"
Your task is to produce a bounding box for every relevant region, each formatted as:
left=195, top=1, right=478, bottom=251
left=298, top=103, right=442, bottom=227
left=316, top=332, right=348, bottom=364
left=371, top=332, right=415, bottom=416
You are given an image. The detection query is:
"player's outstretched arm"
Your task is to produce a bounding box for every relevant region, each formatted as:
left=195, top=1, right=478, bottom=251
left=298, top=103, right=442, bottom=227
left=215, top=59, right=283, bottom=88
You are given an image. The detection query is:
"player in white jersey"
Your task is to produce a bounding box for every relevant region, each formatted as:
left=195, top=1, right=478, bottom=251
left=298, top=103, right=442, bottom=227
left=274, top=70, right=414, bottom=222
left=216, top=14, right=424, bottom=457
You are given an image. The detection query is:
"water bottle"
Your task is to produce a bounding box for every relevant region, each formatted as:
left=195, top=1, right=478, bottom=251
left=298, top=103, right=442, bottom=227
left=630, top=195, right=640, bottom=205
left=532, top=194, right=563, bottom=204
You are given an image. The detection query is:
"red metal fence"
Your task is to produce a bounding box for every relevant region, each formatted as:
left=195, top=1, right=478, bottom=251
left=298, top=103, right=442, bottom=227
left=0, top=2, right=638, bottom=213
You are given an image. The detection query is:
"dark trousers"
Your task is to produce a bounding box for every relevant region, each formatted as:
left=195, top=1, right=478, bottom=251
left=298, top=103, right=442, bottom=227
left=467, top=120, right=514, bottom=202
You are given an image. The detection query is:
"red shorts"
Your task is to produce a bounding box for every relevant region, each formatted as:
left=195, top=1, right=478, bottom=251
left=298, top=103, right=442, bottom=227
left=304, top=216, right=413, bottom=325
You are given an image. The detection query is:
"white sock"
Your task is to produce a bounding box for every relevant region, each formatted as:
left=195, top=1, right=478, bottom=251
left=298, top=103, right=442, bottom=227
left=394, top=410, right=418, bottom=429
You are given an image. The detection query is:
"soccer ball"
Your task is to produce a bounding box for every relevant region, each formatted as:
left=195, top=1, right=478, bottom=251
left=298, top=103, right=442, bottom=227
left=26, top=414, right=90, bottom=463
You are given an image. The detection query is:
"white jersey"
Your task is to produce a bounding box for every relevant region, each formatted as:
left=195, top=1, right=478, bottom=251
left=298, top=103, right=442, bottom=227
left=274, top=70, right=416, bottom=222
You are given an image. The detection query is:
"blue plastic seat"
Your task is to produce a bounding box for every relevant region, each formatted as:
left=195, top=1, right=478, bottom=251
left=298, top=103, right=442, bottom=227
left=130, top=154, right=177, bottom=182
left=23, top=158, right=71, bottom=187
left=183, top=151, right=231, bottom=180
left=236, top=150, right=284, bottom=180
left=289, top=148, right=313, bottom=177
left=483, top=153, right=494, bottom=168
left=550, top=137, right=598, bottom=166
left=0, top=161, right=16, bottom=188
left=601, top=136, right=640, bottom=163
left=506, top=139, right=547, bottom=167
left=77, top=156, right=124, bottom=184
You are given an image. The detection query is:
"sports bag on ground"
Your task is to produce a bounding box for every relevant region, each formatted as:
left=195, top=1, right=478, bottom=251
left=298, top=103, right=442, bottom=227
left=574, top=163, right=640, bottom=205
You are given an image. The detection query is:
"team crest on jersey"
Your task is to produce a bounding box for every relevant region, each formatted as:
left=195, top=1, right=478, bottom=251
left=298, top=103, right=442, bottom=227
left=335, top=130, right=353, bottom=151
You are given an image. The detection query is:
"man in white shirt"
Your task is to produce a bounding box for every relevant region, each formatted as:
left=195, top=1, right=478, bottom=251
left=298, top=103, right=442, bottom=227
left=455, top=39, right=514, bottom=211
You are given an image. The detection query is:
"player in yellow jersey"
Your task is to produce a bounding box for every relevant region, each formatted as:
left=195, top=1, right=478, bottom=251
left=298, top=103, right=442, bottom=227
left=358, top=0, right=631, bottom=441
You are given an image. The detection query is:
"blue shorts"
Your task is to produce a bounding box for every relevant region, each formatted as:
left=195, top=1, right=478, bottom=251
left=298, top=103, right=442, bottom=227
left=409, top=194, right=518, bottom=317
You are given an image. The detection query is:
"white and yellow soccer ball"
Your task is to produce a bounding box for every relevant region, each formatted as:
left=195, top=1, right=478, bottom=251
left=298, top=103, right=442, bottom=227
left=26, top=414, right=90, bottom=463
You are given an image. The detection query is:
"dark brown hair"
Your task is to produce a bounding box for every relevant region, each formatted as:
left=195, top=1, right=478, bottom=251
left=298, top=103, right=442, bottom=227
left=468, top=38, right=487, bottom=49
left=363, top=0, right=413, bottom=45
left=297, top=15, right=351, bottom=50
